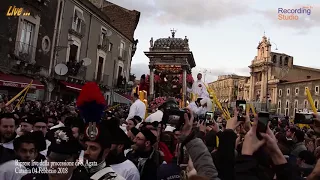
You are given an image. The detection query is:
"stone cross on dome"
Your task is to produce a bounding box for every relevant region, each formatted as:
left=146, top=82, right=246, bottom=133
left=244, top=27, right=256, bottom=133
left=170, top=28, right=177, bottom=38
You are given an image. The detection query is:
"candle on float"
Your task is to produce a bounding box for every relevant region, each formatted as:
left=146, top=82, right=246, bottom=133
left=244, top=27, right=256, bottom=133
left=139, top=91, right=144, bottom=101
left=143, top=99, right=148, bottom=119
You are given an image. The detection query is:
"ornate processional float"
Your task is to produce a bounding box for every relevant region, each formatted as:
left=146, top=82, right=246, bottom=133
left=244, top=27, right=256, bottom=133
left=143, top=30, right=196, bottom=110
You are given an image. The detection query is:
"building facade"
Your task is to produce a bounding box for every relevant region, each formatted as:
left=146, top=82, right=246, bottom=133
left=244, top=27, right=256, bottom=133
left=48, top=0, right=140, bottom=102
left=277, top=79, right=320, bottom=116
left=243, top=35, right=320, bottom=113
left=208, top=75, right=247, bottom=106
left=0, top=0, right=58, bottom=100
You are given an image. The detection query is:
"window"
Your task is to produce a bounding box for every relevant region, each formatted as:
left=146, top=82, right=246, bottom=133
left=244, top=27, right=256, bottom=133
left=315, top=100, right=319, bottom=109
left=272, top=55, right=276, bottom=63
left=315, top=86, right=319, bottom=94
left=286, top=100, right=289, bottom=108
left=96, top=57, right=104, bottom=82
left=277, top=100, right=281, bottom=114
left=295, top=88, right=299, bottom=95
left=68, top=44, right=78, bottom=61
left=285, top=100, right=289, bottom=116
left=279, top=89, right=282, bottom=96
left=108, top=43, right=113, bottom=51
left=284, top=57, right=288, bottom=66
left=119, top=42, right=125, bottom=57
left=287, top=88, right=290, bottom=96
left=72, top=8, right=84, bottom=33
left=19, top=20, right=35, bottom=54
left=305, top=87, right=308, bottom=95
left=100, top=28, right=107, bottom=46
left=304, top=100, right=308, bottom=108
left=294, top=100, right=298, bottom=108
left=279, top=56, right=283, bottom=66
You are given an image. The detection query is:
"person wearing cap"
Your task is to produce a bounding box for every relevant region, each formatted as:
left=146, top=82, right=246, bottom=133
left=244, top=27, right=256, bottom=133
left=0, top=113, right=17, bottom=150
left=82, top=123, right=125, bottom=180
left=32, top=116, right=51, bottom=157
left=127, top=128, right=162, bottom=180
left=19, top=114, right=34, bottom=135
left=125, top=127, right=139, bottom=156
left=34, top=127, right=89, bottom=180
left=106, top=126, right=140, bottom=180
left=50, top=111, right=70, bottom=130
left=126, top=93, right=146, bottom=122
left=189, top=73, right=209, bottom=98
left=126, top=116, right=142, bottom=132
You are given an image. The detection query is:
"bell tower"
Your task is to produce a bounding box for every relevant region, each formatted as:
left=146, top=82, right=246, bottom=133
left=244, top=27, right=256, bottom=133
left=256, top=35, right=271, bottom=61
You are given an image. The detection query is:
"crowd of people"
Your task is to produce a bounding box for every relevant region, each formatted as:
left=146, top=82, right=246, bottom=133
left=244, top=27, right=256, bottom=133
left=2, top=76, right=320, bottom=180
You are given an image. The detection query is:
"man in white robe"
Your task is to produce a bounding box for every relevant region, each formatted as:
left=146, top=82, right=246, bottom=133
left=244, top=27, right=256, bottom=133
left=126, top=93, right=146, bottom=121
left=200, top=97, right=213, bottom=112
left=189, top=73, right=209, bottom=98
left=187, top=98, right=206, bottom=116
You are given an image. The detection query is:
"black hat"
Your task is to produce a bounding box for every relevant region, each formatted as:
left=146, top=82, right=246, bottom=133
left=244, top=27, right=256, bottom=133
left=83, top=122, right=112, bottom=149
left=140, top=129, right=157, bottom=145
left=47, top=127, right=82, bottom=155
left=20, top=115, right=35, bottom=125
left=109, top=127, right=132, bottom=149
left=130, top=127, right=139, bottom=136
left=13, top=131, right=46, bottom=151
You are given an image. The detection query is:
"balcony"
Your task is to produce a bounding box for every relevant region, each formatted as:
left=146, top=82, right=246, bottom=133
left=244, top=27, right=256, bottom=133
left=68, top=17, right=86, bottom=39
left=118, top=49, right=128, bottom=61
left=14, top=41, right=35, bottom=63
left=97, top=37, right=109, bottom=52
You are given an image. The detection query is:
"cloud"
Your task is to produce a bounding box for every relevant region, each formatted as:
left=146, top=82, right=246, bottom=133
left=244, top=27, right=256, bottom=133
left=257, top=5, right=320, bottom=32
left=107, top=0, right=254, bottom=26
left=131, top=63, right=249, bottom=83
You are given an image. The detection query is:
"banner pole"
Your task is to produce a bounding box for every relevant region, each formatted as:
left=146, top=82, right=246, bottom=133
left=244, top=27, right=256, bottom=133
left=5, top=80, right=33, bottom=106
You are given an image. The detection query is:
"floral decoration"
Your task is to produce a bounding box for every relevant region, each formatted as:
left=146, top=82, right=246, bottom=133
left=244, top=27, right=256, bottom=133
left=54, top=130, right=69, bottom=144
left=149, top=96, right=181, bottom=110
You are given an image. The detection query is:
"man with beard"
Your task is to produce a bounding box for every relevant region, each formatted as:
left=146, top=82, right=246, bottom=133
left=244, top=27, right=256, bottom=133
left=108, top=126, right=140, bottom=180
left=0, top=113, right=17, bottom=150
left=83, top=123, right=125, bottom=180
left=127, top=128, right=162, bottom=180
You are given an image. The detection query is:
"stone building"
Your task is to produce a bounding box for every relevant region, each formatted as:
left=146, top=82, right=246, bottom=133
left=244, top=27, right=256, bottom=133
left=277, top=78, right=320, bottom=116
left=242, top=35, right=320, bottom=112
left=0, top=0, right=58, bottom=100
left=48, top=0, right=140, bottom=102
left=208, top=74, right=247, bottom=106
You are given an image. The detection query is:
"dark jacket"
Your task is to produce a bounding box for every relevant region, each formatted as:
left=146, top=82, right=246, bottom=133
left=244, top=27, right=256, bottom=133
left=127, top=148, right=162, bottom=180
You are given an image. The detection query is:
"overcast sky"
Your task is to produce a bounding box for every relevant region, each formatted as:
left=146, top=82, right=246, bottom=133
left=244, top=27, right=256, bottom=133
left=108, top=0, right=320, bottom=83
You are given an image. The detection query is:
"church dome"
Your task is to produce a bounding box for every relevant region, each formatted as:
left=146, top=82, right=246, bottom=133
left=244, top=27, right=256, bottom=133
left=153, top=37, right=188, bottom=49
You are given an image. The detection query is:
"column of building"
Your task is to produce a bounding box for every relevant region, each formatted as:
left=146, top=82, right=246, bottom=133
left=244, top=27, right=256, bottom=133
left=182, top=65, right=187, bottom=107
left=260, top=71, right=265, bottom=102
left=149, top=65, right=155, bottom=100
left=249, top=72, right=256, bottom=101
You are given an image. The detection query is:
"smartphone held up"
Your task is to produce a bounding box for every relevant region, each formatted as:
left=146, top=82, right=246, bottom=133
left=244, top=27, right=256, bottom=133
left=256, top=111, right=270, bottom=140
left=236, top=100, right=246, bottom=121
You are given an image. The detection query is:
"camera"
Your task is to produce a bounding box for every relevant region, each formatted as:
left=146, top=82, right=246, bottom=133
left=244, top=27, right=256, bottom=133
left=294, top=113, right=315, bottom=124
left=161, top=98, right=188, bottom=129
left=236, top=100, right=246, bottom=121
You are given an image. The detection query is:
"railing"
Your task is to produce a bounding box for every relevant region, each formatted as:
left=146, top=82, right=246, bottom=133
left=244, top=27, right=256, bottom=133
left=69, top=17, right=86, bottom=38
left=118, top=48, right=128, bottom=60
left=15, top=41, right=36, bottom=63
left=98, top=36, right=109, bottom=52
